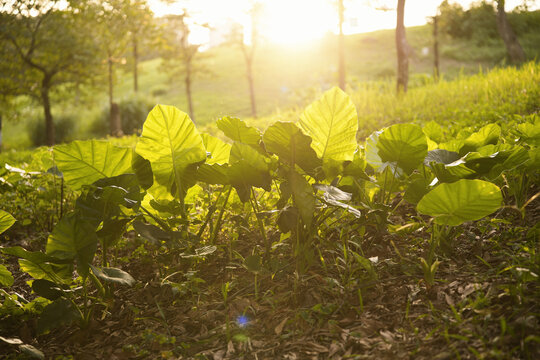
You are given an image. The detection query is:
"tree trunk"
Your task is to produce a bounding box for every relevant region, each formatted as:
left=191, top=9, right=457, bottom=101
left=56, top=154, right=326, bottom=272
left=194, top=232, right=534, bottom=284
left=246, top=57, right=257, bottom=118
left=41, top=74, right=55, bottom=146
left=108, top=56, right=122, bottom=136
left=433, top=15, right=440, bottom=81
left=133, top=36, right=138, bottom=93
left=496, top=0, right=525, bottom=64
left=185, top=61, right=195, bottom=121
left=338, top=0, right=346, bottom=91
left=110, top=102, right=122, bottom=137
left=396, top=0, right=409, bottom=93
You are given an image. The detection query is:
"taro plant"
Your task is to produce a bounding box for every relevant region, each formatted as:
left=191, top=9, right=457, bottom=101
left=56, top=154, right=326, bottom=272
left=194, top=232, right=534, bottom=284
left=416, top=179, right=503, bottom=286
left=263, top=88, right=363, bottom=273
left=0, top=139, right=143, bottom=333
left=0, top=210, right=16, bottom=288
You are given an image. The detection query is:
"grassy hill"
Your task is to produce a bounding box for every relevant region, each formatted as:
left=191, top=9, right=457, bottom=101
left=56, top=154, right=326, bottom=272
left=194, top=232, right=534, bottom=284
left=2, top=23, right=540, bottom=149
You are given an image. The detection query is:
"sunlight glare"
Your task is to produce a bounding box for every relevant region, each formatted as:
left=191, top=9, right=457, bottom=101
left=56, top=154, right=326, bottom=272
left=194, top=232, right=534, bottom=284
left=258, top=0, right=335, bottom=45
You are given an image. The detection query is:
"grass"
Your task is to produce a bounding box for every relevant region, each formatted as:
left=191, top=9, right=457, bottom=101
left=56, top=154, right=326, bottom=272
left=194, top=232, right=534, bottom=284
left=2, top=23, right=540, bottom=150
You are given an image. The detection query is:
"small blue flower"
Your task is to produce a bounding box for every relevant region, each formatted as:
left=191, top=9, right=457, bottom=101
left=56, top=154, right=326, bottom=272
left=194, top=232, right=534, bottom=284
left=236, top=315, right=249, bottom=328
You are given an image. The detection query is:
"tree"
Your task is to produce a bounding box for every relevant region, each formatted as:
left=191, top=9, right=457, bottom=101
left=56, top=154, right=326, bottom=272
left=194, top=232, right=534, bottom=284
left=230, top=1, right=263, bottom=119
left=430, top=13, right=440, bottom=81
left=337, top=0, right=346, bottom=90
left=369, top=0, right=410, bottom=92
left=125, top=0, right=155, bottom=93
left=396, top=0, right=410, bottom=92
left=0, top=0, right=99, bottom=145
left=89, top=0, right=132, bottom=136
left=495, top=0, right=526, bottom=63
left=244, top=3, right=262, bottom=118
left=161, top=12, right=207, bottom=121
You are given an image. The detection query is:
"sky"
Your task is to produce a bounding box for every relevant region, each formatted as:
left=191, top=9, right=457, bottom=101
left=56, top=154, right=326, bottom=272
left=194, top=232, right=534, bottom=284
left=147, top=0, right=538, bottom=45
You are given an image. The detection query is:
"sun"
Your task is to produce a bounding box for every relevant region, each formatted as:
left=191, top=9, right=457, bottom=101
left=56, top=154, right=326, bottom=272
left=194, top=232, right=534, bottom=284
left=258, top=0, right=336, bottom=45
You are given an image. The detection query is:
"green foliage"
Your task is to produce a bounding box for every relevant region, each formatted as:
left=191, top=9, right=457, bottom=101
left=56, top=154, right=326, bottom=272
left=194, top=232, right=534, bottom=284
left=54, top=140, right=133, bottom=190
left=438, top=0, right=498, bottom=43
left=376, top=123, right=427, bottom=174
left=417, top=179, right=503, bottom=226
left=136, top=105, right=206, bottom=203
left=298, top=87, right=358, bottom=178
left=0, top=81, right=538, bottom=358
left=27, top=115, right=76, bottom=147
left=0, top=210, right=16, bottom=235
left=91, top=96, right=155, bottom=137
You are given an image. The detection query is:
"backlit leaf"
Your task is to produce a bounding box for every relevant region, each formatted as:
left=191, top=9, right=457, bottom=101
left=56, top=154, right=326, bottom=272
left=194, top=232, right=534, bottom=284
left=135, top=105, right=206, bottom=199
left=90, top=265, right=136, bottom=286
left=0, top=264, right=14, bottom=287
left=0, top=210, right=15, bottom=234
left=217, top=117, right=261, bottom=145
left=417, top=179, right=502, bottom=226
left=263, top=121, right=322, bottom=176
left=299, top=87, right=358, bottom=177
left=45, top=213, right=98, bottom=276
left=54, top=140, right=132, bottom=190
left=202, top=133, right=231, bottom=165
left=377, top=123, right=427, bottom=174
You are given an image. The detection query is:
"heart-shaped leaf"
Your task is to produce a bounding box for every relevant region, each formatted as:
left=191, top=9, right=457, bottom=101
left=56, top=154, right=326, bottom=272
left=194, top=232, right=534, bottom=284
left=54, top=140, right=132, bottom=190
left=460, top=124, right=501, bottom=154
left=90, top=265, right=136, bottom=286
left=263, top=121, right=321, bottom=176
left=377, top=123, right=427, bottom=174
left=417, top=179, right=502, bottom=226
left=0, top=210, right=16, bottom=234
left=299, top=87, right=358, bottom=177
left=0, top=264, right=14, bottom=287
left=45, top=213, right=98, bottom=276
left=289, top=171, right=315, bottom=228
left=37, top=299, right=81, bottom=334
left=2, top=246, right=72, bottom=284
left=202, top=133, right=231, bottom=165
left=244, top=255, right=262, bottom=273
left=228, top=142, right=271, bottom=202
left=135, top=105, right=207, bottom=199
left=31, top=279, right=64, bottom=300
left=217, top=117, right=261, bottom=145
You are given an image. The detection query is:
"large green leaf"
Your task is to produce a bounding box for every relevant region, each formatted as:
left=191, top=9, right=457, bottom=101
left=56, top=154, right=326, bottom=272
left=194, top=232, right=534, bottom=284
left=197, top=134, right=232, bottom=185
left=0, top=264, right=14, bottom=287
left=298, top=87, right=358, bottom=176
left=45, top=213, right=98, bottom=276
left=425, top=149, right=475, bottom=183
left=461, top=124, right=501, bottom=154
left=514, top=121, right=540, bottom=146
left=289, top=171, right=315, bottom=228
left=75, top=174, right=141, bottom=226
left=31, top=279, right=64, bottom=300
left=202, top=133, right=231, bottom=165
left=423, top=120, right=444, bottom=143
left=227, top=143, right=271, bottom=202
left=263, top=121, right=321, bottom=176
left=136, top=105, right=207, bottom=199
left=196, top=163, right=230, bottom=185
left=216, top=117, right=261, bottom=145
left=417, top=179, right=502, bottom=226
left=2, top=246, right=72, bottom=284
left=54, top=140, right=133, bottom=190
left=377, top=123, right=427, bottom=174
left=364, top=130, right=384, bottom=172
left=0, top=210, right=15, bottom=234
left=131, top=152, right=153, bottom=190
left=37, top=299, right=81, bottom=335
left=90, top=265, right=136, bottom=286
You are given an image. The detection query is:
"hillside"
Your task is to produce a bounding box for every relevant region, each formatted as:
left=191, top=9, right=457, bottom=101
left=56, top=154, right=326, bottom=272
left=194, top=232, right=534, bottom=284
left=2, top=23, right=540, bottom=149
